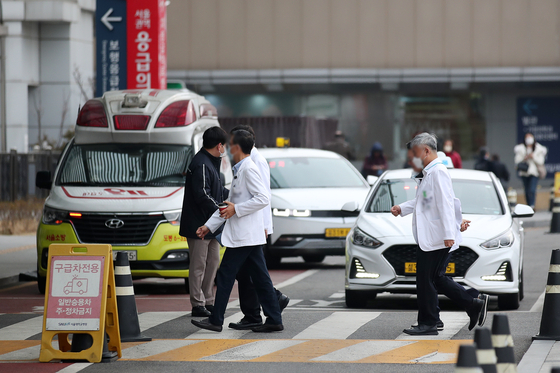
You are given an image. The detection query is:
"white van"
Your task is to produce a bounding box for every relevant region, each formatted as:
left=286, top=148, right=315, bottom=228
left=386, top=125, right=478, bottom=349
left=35, top=89, right=232, bottom=293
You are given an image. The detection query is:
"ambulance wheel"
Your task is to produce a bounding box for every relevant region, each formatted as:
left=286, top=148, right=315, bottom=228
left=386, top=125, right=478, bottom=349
left=184, top=278, right=190, bottom=294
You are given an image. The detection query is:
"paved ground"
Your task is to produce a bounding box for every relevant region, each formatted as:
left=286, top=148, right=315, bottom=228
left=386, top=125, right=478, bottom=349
left=0, top=225, right=558, bottom=372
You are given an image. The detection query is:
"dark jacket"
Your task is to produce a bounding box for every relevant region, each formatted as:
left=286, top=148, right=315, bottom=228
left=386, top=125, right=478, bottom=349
left=179, top=148, right=229, bottom=239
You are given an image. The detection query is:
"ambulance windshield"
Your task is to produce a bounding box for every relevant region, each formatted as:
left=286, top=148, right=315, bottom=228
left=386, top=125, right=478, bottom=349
left=57, top=143, right=193, bottom=187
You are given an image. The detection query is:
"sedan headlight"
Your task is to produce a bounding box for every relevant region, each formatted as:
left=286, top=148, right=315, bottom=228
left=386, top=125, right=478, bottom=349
left=480, top=229, right=515, bottom=250
left=272, top=208, right=311, bottom=217
left=42, top=207, right=68, bottom=225
left=351, top=228, right=383, bottom=249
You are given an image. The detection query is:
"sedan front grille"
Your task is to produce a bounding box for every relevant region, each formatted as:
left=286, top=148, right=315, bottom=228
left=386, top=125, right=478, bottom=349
left=382, top=245, right=479, bottom=277
left=71, top=214, right=164, bottom=245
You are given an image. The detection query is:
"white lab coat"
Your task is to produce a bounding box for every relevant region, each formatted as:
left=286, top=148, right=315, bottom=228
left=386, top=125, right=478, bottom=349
left=205, top=157, right=269, bottom=248
left=251, top=147, right=273, bottom=234
left=399, top=159, right=463, bottom=252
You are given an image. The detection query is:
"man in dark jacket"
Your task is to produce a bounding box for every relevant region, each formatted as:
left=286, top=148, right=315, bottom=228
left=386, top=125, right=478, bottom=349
left=180, top=126, right=229, bottom=317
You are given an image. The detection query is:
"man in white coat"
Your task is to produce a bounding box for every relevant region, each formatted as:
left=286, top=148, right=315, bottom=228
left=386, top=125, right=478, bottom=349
left=192, top=130, right=283, bottom=333
left=391, top=133, right=488, bottom=336
left=227, top=125, right=290, bottom=331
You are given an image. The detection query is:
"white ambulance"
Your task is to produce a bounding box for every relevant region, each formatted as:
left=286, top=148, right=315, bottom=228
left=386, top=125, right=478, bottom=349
left=35, top=89, right=232, bottom=294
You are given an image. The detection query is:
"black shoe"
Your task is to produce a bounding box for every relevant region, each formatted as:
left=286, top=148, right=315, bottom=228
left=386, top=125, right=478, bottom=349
left=229, top=318, right=263, bottom=330
left=412, top=320, right=444, bottom=331
left=278, top=293, right=290, bottom=311
left=403, top=324, right=438, bottom=336
left=205, top=305, right=214, bottom=314
left=467, top=298, right=484, bottom=331
left=191, top=318, right=222, bottom=332
left=478, top=294, right=489, bottom=327
left=191, top=306, right=211, bottom=317
left=251, top=323, right=284, bottom=333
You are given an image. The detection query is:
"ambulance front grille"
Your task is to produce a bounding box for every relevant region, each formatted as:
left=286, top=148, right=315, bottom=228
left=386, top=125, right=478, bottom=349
left=71, top=214, right=164, bottom=245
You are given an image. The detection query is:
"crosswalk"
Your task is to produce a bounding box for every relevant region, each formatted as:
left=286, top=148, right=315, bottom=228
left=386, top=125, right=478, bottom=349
left=0, top=309, right=475, bottom=365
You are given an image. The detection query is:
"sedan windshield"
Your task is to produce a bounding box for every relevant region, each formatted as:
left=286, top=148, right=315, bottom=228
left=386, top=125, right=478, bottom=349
left=268, top=157, right=365, bottom=189
left=57, top=143, right=193, bottom=187
left=367, top=178, right=503, bottom=215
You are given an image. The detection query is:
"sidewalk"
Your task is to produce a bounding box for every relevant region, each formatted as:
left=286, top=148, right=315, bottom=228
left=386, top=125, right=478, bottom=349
left=0, top=235, right=36, bottom=287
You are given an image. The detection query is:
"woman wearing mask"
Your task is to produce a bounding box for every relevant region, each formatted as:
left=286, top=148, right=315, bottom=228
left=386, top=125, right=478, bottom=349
left=514, top=133, right=547, bottom=209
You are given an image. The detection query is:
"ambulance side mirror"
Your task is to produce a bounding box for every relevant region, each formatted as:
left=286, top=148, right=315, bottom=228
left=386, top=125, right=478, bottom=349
left=36, top=171, right=52, bottom=190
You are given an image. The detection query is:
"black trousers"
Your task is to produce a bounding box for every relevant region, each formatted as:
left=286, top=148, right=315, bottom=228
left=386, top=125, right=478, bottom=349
left=209, top=245, right=282, bottom=326
left=237, top=262, right=282, bottom=322
left=416, top=246, right=476, bottom=327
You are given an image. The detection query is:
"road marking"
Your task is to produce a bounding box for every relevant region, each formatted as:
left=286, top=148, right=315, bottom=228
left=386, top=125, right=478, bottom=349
left=275, top=270, right=319, bottom=289
left=0, top=245, right=35, bottom=255
left=138, top=312, right=186, bottom=332
left=201, top=340, right=305, bottom=361
left=530, top=291, right=546, bottom=313
left=292, top=311, right=381, bottom=340
left=312, top=340, right=414, bottom=361
left=0, top=316, right=42, bottom=340
left=123, top=339, right=202, bottom=359
left=396, top=312, right=469, bottom=340
left=186, top=312, right=249, bottom=340
left=57, top=363, right=93, bottom=373
left=517, top=340, right=555, bottom=373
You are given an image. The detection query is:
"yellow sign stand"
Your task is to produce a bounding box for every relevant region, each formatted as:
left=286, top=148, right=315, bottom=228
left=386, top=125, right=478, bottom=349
left=39, top=244, right=122, bottom=363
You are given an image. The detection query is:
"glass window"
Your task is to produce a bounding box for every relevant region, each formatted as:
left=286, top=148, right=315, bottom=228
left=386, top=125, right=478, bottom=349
left=367, top=178, right=503, bottom=215
left=57, top=143, right=193, bottom=187
left=267, top=157, right=366, bottom=189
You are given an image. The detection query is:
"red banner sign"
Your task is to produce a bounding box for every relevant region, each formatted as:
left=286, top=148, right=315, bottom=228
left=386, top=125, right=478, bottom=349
left=127, top=0, right=167, bottom=90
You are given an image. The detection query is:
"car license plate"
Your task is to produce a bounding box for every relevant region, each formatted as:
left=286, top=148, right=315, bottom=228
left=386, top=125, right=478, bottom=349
left=404, top=262, right=455, bottom=274
left=325, top=228, right=351, bottom=238
left=113, top=250, right=137, bottom=261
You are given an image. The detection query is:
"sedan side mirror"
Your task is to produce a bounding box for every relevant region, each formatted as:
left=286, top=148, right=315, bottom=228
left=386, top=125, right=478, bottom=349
left=341, top=201, right=359, bottom=212
left=366, top=175, right=378, bottom=186
left=511, top=204, right=534, bottom=218
left=36, top=171, right=52, bottom=190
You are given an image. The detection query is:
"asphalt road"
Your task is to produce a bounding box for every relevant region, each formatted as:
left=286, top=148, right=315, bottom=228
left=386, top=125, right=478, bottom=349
left=0, top=226, right=555, bottom=373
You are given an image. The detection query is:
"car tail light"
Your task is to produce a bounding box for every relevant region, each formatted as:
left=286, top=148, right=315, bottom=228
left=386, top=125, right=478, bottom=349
left=155, top=100, right=196, bottom=128
left=200, top=103, right=218, bottom=118
left=114, top=115, right=150, bottom=130
left=76, top=100, right=108, bottom=127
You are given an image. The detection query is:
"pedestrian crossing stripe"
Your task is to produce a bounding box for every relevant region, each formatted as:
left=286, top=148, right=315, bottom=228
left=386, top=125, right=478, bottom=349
left=0, top=339, right=469, bottom=364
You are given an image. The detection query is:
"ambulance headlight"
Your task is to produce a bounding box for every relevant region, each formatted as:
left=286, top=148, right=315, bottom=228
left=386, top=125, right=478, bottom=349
left=42, top=207, right=68, bottom=225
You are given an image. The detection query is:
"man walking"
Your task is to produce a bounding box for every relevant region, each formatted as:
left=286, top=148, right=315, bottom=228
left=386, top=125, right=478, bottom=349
left=192, top=130, right=283, bottom=333
left=227, top=125, right=290, bottom=331
left=391, top=133, right=488, bottom=336
left=180, top=126, right=229, bottom=317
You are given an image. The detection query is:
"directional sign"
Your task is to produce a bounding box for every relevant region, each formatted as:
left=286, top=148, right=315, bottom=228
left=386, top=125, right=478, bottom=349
left=96, top=0, right=127, bottom=94
left=517, top=97, right=560, bottom=178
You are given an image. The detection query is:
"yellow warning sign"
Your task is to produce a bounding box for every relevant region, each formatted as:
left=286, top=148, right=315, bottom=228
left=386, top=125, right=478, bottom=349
left=39, top=244, right=122, bottom=363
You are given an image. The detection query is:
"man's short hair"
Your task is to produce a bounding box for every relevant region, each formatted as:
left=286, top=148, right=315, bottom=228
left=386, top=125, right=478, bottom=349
left=407, top=132, right=438, bottom=151
left=231, top=125, right=255, bottom=140
left=203, top=126, right=228, bottom=149
left=232, top=130, right=254, bottom=155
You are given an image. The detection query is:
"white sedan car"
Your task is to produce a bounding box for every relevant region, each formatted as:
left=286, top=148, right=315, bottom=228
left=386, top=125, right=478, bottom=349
left=258, top=148, right=371, bottom=267
left=345, top=168, right=534, bottom=310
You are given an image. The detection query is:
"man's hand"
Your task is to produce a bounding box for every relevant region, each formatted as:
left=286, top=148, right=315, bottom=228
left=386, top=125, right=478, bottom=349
left=219, top=201, right=236, bottom=219
left=444, top=239, right=455, bottom=248
left=391, top=205, right=401, bottom=217
left=196, top=225, right=210, bottom=239
left=460, top=219, right=471, bottom=232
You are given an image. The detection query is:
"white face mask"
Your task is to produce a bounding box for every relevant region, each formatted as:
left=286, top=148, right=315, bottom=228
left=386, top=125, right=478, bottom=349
left=443, top=145, right=452, bottom=153
left=525, top=136, right=535, bottom=145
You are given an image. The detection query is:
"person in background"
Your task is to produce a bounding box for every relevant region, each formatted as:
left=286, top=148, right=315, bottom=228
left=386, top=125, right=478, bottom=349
left=491, top=154, right=510, bottom=190
left=362, top=142, right=388, bottom=177
left=324, top=130, right=355, bottom=160
left=443, top=139, right=462, bottom=168
left=514, top=132, right=547, bottom=209
left=474, top=147, right=493, bottom=172
left=180, top=127, right=229, bottom=317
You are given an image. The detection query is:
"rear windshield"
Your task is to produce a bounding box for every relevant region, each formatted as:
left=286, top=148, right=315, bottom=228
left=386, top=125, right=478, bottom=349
left=367, top=178, right=503, bottom=215
left=56, top=143, right=193, bottom=187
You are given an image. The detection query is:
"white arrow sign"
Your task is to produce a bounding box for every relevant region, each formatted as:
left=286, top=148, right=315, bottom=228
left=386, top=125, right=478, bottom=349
left=101, top=8, right=122, bottom=31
